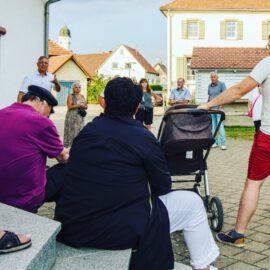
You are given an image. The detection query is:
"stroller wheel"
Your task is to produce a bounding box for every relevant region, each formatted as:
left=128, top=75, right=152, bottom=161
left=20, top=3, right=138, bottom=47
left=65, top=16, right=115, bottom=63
left=209, top=197, right=224, bottom=232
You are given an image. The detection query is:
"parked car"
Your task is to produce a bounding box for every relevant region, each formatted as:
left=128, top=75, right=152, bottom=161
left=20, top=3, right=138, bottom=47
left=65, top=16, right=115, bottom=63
left=154, top=91, right=164, bottom=106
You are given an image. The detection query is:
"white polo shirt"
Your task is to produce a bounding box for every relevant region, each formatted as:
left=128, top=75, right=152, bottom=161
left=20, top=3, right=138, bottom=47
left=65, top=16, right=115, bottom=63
left=20, top=71, right=55, bottom=93
left=250, top=56, right=270, bottom=135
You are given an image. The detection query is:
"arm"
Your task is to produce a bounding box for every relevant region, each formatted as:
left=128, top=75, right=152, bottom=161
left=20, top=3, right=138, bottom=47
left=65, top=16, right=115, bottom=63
left=144, top=138, right=172, bottom=196
left=247, top=100, right=252, bottom=112
left=198, top=77, right=258, bottom=110
left=67, top=95, right=83, bottom=110
left=17, top=91, right=25, bottom=102
left=218, top=82, right=227, bottom=109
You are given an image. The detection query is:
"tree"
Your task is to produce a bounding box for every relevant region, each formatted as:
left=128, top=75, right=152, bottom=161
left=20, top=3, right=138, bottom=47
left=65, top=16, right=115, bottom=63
left=87, top=74, right=110, bottom=103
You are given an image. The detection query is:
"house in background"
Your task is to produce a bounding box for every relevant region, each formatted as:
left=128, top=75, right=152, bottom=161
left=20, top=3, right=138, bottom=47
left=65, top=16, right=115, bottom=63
left=48, top=40, right=93, bottom=105
left=191, top=47, right=269, bottom=103
left=48, top=39, right=111, bottom=105
left=160, top=0, right=270, bottom=98
left=154, top=62, right=167, bottom=89
left=0, top=0, right=59, bottom=108
left=98, top=44, right=158, bottom=84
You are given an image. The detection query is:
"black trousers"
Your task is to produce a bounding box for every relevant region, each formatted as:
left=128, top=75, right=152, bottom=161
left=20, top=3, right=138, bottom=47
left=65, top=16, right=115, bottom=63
left=44, top=164, right=66, bottom=203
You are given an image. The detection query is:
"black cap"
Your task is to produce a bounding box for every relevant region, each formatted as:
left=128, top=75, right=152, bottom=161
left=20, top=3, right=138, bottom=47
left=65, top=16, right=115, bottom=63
left=28, top=85, right=58, bottom=107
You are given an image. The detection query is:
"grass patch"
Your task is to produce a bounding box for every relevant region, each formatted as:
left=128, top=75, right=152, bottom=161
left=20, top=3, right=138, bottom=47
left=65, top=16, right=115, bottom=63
left=225, top=126, right=255, bottom=140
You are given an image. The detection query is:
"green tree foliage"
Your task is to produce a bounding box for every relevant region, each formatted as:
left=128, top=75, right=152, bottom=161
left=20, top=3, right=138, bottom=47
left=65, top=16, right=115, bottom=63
left=150, top=84, right=163, bottom=91
left=87, top=74, right=110, bottom=103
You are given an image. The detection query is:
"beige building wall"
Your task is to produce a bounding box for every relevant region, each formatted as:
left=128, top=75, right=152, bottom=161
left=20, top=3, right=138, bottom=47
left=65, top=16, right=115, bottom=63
left=53, top=60, right=88, bottom=98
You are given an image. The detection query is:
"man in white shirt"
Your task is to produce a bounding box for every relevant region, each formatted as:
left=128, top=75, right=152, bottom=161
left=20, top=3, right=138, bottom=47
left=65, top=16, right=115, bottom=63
left=198, top=56, right=270, bottom=248
left=17, top=56, right=61, bottom=102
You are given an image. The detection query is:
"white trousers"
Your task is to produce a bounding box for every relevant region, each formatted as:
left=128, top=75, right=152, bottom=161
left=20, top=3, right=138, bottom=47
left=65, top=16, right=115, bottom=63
left=159, top=191, right=219, bottom=269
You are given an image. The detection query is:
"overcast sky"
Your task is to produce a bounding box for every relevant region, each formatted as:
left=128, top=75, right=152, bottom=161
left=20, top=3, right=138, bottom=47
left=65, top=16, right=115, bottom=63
left=49, top=0, right=168, bottom=65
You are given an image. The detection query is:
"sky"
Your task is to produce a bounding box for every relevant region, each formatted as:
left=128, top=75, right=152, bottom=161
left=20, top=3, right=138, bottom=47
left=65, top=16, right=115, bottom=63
left=49, top=0, right=168, bottom=65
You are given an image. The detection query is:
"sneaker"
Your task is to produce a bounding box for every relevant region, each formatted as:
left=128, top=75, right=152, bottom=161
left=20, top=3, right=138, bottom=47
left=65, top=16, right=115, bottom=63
left=221, top=145, right=227, bottom=150
left=216, top=230, right=245, bottom=247
left=212, top=143, right=219, bottom=148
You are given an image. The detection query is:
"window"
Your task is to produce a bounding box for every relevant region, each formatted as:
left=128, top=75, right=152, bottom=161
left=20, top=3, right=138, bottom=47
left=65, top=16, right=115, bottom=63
left=125, top=63, right=131, bottom=69
left=187, top=22, right=199, bottom=38
left=112, top=62, right=118, bottom=69
left=186, top=57, right=195, bottom=81
left=226, top=21, right=237, bottom=39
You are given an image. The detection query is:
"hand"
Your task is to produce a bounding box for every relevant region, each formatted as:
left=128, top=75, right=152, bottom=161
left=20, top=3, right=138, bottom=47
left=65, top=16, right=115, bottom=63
left=197, top=104, right=210, bottom=110
left=218, top=105, right=223, bottom=109
left=51, top=75, right=58, bottom=85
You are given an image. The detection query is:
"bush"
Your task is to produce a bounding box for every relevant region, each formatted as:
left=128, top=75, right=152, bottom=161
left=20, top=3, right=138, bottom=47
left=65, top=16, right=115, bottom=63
left=87, top=74, right=110, bottom=103
left=150, top=84, right=163, bottom=91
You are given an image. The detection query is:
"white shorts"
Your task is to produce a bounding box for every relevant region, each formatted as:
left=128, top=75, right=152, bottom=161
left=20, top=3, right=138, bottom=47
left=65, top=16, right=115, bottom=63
left=159, top=191, right=219, bottom=269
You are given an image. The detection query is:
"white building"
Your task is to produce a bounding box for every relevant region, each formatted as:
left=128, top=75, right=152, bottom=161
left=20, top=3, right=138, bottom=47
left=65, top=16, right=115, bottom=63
left=58, top=24, right=71, bottom=51
left=160, top=0, right=270, bottom=97
left=98, top=44, right=158, bottom=84
left=0, top=0, right=59, bottom=108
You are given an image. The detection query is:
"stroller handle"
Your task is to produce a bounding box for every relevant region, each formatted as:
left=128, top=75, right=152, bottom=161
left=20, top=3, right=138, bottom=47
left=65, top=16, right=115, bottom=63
left=164, top=108, right=225, bottom=121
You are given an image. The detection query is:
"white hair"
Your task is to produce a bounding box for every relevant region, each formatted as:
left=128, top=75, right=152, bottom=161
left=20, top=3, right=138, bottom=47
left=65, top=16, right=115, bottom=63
left=210, top=72, right=218, bottom=78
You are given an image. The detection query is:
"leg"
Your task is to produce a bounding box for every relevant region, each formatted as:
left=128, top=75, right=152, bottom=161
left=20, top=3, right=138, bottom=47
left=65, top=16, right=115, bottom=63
left=217, top=114, right=226, bottom=147
left=159, top=191, right=219, bottom=270
left=211, top=114, right=218, bottom=145
left=235, top=178, right=265, bottom=234
left=44, top=164, right=66, bottom=203
left=144, top=108, right=153, bottom=131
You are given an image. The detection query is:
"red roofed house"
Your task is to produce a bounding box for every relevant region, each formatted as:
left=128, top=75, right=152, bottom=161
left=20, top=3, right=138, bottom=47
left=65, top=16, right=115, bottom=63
left=98, top=44, right=158, bottom=84
left=160, top=0, right=270, bottom=98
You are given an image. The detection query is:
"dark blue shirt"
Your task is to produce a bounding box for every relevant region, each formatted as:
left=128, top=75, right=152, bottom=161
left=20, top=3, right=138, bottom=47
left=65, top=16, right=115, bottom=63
left=55, top=114, right=173, bottom=270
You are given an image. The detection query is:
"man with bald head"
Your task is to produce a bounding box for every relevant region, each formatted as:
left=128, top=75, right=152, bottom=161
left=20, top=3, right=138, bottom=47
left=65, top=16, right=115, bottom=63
left=208, top=72, right=227, bottom=150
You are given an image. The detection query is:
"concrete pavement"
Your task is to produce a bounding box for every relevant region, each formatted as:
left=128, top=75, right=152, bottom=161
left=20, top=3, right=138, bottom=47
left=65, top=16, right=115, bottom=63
left=41, top=105, right=270, bottom=269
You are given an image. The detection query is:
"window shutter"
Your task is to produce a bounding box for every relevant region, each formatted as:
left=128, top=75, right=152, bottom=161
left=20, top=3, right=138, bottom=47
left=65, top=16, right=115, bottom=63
left=262, top=20, right=268, bottom=40
left=220, top=21, right=226, bottom=40
left=176, top=57, right=186, bottom=80
left=199, top=20, right=205, bottom=39
left=237, top=21, right=243, bottom=40
left=182, top=20, right=188, bottom=39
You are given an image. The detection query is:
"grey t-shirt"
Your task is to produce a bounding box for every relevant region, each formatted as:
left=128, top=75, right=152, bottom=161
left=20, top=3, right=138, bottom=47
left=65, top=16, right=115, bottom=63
left=250, top=56, right=270, bottom=135
left=208, top=81, right=226, bottom=109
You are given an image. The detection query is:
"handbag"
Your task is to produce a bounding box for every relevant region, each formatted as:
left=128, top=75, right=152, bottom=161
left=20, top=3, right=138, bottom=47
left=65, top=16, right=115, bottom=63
left=248, top=94, right=261, bottom=118
left=78, top=108, right=87, bottom=118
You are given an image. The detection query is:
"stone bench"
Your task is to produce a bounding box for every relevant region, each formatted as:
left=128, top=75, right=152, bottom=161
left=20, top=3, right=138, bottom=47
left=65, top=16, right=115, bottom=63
left=0, top=203, right=61, bottom=270
left=53, top=242, right=191, bottom=270
left=0, top=202, right=191, bottom=270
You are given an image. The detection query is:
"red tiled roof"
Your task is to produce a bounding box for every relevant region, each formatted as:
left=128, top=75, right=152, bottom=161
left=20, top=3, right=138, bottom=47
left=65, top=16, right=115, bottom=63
left=48, top=55, right=73, bottom=73
left=123, top=45, right=157, bottom=74
left=74, top=53, right=111, bottom=77
left=191, top=47, right=270, bottom=69
left=48, top=39, right=72, bottom=57
left=160, top=0, right=270, bottom=11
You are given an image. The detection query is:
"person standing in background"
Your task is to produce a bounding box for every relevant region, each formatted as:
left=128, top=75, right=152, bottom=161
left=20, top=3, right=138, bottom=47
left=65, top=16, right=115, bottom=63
left=169, top=78, right=191, bottom=105
left=17, top=56, right=61, bottom=102
left=135, top=78, right=158, bottom=131
left=63, top=83, right=88, bottom=148
left=208, top=72, right=227, bottom=150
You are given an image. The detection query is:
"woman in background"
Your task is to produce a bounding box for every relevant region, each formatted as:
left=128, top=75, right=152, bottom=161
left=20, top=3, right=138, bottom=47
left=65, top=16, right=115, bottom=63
left=63, top=83, right=87, bottom=147
left=135, top=78, right=158, bottom=131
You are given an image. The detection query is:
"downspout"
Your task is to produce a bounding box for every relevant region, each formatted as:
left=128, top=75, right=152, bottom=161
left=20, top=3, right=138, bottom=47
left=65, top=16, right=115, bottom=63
left=44, top=0, right=61, bottom=56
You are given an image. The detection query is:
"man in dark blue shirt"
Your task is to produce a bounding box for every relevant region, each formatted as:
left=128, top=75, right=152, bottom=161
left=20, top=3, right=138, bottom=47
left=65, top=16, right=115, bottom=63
left=55, top=77, right=219, bottom=270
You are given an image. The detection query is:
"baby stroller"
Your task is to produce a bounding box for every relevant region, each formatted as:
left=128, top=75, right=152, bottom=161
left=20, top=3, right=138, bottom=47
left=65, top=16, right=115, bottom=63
left=157, top=104, right=225, bottom=232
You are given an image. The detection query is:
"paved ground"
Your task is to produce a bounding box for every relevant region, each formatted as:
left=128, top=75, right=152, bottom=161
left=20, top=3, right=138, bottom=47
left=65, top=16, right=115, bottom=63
left=40, top=105, right=270, bottom=270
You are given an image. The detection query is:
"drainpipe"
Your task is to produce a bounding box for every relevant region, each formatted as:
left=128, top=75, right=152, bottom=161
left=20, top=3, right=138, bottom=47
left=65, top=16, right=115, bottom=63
left=44, top=0, right=61, bottom=56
